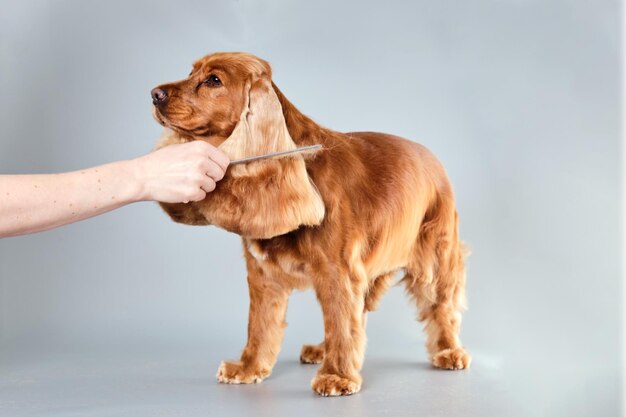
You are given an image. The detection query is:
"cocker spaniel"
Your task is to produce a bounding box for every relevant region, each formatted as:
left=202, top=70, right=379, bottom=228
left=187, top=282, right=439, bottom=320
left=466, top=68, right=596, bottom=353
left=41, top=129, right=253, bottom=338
left=151, top=52, right=470, bottom=396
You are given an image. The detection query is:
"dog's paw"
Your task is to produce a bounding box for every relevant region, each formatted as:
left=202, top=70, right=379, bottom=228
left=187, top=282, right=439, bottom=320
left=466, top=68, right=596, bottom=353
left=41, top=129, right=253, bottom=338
left=216, top=361, right=269, bottom=384
left=432, top=347, right=471, bottom=370
left=300, top=343, right=324, bottom=364
left=311, top=373, right=361, bottom=396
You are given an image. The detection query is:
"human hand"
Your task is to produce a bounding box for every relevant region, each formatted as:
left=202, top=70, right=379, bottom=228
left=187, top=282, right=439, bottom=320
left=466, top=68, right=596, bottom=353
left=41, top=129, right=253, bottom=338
left=133, top=141, right=230, bottom=203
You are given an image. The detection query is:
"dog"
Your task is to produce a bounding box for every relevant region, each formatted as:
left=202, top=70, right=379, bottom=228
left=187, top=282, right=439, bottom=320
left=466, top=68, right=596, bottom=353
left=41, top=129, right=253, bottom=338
left=151, top=52, right=470, bottom=396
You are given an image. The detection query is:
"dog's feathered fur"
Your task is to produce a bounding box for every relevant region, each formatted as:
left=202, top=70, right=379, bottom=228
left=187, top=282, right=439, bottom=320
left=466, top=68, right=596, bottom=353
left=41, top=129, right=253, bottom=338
left=152, top=52, right=470, bottom=396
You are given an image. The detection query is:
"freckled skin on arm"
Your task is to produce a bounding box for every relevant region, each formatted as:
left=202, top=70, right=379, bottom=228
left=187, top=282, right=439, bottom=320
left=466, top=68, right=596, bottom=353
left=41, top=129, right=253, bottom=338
left=0, top=141, right=230, bottom=238
left=0, top=161, right=142, bottom=237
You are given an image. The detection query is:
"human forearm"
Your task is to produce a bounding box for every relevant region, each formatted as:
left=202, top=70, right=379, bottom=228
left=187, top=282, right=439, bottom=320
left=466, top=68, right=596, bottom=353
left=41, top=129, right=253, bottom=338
left=0, top=141, right=229, bottom=238
left=0, top=160, right=142, bottom=237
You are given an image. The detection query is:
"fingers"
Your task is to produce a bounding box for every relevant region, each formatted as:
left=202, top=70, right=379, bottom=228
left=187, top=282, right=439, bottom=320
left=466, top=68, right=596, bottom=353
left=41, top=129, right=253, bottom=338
left=139, top=140, right=229, bottom=203
left=186, top=174, right=215, bottom=202
left=207, top=147, right=230, bottom=172
left=199, top=175, right=216, bottom=193
left=202, top=159, right=225, bottom=182
left=187, top=160, right=217, bottom=202
left=189, top=188, right=207, bottom=202
left=193, top=141, right=230, bottom=171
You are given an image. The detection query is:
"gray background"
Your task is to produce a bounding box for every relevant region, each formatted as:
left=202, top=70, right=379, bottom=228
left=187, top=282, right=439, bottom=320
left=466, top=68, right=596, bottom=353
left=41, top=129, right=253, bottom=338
left=0, top=0, right=622, bottom=416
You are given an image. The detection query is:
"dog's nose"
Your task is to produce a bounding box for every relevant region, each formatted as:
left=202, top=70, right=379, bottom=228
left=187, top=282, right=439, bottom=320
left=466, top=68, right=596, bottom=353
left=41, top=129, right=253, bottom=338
left=151, top=87, right=168, bottom=105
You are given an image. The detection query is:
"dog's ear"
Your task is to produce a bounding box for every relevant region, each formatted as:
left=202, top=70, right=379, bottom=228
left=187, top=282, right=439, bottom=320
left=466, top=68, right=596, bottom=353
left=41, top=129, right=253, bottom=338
left=219, top=77, right=294, bottom=161
left=216, top=77, right=325, bottom=239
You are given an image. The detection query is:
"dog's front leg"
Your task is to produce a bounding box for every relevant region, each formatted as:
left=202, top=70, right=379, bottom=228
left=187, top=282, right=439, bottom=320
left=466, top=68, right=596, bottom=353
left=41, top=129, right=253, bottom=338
left=311, top=270, right=366, bottom=396
left=216, top=261, right=289, bottom=384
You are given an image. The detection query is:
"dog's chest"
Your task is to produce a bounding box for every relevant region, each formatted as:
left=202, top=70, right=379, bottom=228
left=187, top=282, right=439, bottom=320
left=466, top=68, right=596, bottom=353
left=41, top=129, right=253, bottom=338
left=245, top=239, right=313, bottom=289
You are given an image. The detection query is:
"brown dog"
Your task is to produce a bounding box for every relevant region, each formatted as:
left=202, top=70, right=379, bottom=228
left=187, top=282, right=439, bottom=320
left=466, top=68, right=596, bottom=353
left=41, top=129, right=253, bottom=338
left=151, top=52, right=470, bottom=396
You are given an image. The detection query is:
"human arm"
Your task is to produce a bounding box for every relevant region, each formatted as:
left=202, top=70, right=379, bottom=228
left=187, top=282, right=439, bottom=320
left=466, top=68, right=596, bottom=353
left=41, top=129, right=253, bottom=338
left=0, top=141, right=229, bottom=238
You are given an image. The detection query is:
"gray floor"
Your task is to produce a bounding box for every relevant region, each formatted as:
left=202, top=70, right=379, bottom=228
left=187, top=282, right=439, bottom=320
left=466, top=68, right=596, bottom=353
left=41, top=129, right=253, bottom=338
left=0, top=346, right=510, bottom=417
left=0, top=333, right=620, bottom=417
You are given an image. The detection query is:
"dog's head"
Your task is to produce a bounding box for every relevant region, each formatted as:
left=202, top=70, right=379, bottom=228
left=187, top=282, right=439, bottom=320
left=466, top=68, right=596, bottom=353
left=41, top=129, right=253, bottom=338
left=152, top=52, right=325, bottom=239
left=151, top=52, right=270, bottom=145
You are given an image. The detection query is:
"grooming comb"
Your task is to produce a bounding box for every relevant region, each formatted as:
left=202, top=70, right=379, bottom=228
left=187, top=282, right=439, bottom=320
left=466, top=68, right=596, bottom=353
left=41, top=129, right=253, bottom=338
left=230, top=144, right=322, bottom=165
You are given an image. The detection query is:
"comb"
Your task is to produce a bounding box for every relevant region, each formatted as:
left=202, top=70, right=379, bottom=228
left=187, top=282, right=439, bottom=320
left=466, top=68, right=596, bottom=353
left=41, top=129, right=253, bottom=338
left=230, top=144, right=322, bottom=165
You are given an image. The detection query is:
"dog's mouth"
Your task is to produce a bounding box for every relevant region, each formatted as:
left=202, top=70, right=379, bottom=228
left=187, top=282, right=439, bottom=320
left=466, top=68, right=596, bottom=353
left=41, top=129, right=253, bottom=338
left=152, top=107, right=207, bottom=138
left=152, top=107, right=186, bottom=133
left=152, top=107, right=169, bottom=127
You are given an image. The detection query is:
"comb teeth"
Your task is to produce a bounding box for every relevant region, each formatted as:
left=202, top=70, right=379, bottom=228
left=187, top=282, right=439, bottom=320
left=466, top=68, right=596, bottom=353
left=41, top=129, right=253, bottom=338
left=230, top=144, right=323, bottom=165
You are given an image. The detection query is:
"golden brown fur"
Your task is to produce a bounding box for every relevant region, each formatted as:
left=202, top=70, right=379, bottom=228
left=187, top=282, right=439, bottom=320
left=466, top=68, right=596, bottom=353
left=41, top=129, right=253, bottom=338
left=152, top=52, right=470, bottom=396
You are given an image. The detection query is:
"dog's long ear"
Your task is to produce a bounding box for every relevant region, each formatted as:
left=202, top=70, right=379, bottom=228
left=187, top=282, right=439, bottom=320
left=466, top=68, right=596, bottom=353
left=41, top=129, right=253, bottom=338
left=216, top=77, right=325, bottom=239
left=219, top=77, right=295, bottom=162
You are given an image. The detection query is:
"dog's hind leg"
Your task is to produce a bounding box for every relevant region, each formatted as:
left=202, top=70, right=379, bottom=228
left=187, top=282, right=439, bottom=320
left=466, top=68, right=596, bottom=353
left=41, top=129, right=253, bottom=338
left=403, top=200, right=471, bottom=370
left=364, top=271, right=395, bottom=313
left=300, top=341, right=325, bottom=364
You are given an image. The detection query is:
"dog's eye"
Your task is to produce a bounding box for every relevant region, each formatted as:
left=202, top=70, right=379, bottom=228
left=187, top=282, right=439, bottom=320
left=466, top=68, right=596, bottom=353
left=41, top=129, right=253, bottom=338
left=202, top=75, right=222, bottom=87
